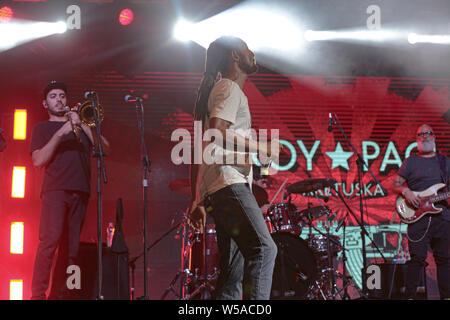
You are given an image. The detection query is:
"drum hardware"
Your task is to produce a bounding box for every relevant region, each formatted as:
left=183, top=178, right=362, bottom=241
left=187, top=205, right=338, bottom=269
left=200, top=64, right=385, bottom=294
left=296, top=194, right=348, bottom=300
left=267, top=177, right=348, bottom=300
left=160, top=211, right=193, bottom=300
left=161, top=219, right=219, bottom=300
left=164, top=177, right=369, bottom=300
left=129, top=209, right=188, bottom=300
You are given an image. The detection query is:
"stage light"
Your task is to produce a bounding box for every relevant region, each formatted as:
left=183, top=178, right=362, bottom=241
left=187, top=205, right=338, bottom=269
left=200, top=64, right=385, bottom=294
left=173, top=4, right=304, bottom=53
left=304, top=29, right=401, bottom=42
left=9, top=280, right=23, bottom=300
left=0, top=20, right=67, bottom=51
left=0, top=6, right=13, bottom=23
left=10, top=222, right=24, bottom=254
left=14, top=109, right=27, bottom=140
left=173, top=19, right=195, bottom=42
left=54, top=21, right=67, bottom=34
left=119, top=9, right=134, bottom=26
left=11, top=166, right=26, bottom=198
left=408, top=33, right=450, bottom=45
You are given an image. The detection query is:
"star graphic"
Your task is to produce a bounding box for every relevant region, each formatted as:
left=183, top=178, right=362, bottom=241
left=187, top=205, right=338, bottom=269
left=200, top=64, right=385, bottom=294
left=325, top=142, right=354, bottom=170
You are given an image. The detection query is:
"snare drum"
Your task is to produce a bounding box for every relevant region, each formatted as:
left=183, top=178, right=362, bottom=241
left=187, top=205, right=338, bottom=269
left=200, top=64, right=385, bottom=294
left=307, top=234, right=341, bottom=257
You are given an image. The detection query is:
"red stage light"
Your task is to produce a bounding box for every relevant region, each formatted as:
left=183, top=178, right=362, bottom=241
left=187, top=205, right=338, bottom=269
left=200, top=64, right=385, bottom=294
left=119, top=9, right=134, bottom=26
left=9, top=280, right=23, bottom=300
left=14, top=109, right=27, bottom=140
left=0, top=6, right=13, bottom=23
left=10, top=222, right=24, bottom=254
left=11, top=166, right=26, bottom=198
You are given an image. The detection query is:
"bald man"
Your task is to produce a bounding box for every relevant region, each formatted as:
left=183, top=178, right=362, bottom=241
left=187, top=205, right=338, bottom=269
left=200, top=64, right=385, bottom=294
left=393, top=124, right=450, bottom=300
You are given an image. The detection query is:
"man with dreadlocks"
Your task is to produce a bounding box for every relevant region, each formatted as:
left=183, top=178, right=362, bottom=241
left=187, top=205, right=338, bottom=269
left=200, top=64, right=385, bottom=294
left=187, top=36, right=281, bottom=300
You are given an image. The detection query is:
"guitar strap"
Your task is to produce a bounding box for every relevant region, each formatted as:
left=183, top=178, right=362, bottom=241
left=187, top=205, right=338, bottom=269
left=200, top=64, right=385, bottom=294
left=436, top=153, right=449, bottom=192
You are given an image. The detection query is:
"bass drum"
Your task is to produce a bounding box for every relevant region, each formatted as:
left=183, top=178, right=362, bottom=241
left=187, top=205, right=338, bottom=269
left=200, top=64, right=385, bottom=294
left=270, top=232, right=317, bottom=300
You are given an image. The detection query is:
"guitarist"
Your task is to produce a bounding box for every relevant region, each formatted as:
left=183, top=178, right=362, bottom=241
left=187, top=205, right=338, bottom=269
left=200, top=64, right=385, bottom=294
left=393, top=124, right=450, bottom=300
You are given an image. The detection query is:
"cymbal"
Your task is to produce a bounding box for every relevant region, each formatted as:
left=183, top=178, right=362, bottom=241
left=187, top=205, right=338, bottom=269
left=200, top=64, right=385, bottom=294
left=168, top=179, right=269, bottom=207
left=168, top=179, right=190, bottom=197
left=287, top=178, right=337, bottom=194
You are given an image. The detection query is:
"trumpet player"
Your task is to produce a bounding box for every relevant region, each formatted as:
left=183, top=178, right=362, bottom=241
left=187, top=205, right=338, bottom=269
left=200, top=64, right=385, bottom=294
left=30, top=81, right=110, bottom=300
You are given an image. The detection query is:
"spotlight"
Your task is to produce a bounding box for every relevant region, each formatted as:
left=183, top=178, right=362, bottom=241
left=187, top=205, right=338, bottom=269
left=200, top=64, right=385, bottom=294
left=408, top=33, right=450, bottom=44
left=173, top=19, right=195, bottom=42
left=304, top=29, right=401, bottom=42
left=0, top=6, right=13, bottom=23
left=119, top=8, right=134, bottom=26
left=0, top=20, right=67, bottom=51
left=55, top=21, right=68, bottom=34
left=174, top=5, right=304, bottom=53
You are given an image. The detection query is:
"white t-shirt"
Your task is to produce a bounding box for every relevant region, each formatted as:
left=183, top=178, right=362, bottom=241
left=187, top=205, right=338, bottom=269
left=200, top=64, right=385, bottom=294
left=198, top=78, right=253, bottom=201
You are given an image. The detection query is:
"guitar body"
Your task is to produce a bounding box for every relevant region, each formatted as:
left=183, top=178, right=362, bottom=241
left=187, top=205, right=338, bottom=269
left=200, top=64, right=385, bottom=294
left=395, top=183, right=446, bottom=224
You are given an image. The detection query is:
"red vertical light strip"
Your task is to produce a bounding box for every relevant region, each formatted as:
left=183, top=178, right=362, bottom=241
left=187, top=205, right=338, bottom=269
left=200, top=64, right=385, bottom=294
left=10, top=222, right=24, bottom=254
left=13, top=109, right=27, bottom=140
left=11, top=166, right=26, bottom=198
left=9, top=280, right=23, bottom=300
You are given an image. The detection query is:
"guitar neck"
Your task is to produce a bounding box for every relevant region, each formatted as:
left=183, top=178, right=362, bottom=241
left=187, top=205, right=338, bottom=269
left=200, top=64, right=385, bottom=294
left=430, top=191, right=450, bottom=203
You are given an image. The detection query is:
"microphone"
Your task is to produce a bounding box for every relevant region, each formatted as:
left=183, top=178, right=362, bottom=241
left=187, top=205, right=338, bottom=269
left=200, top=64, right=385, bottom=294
left=328, top=112, right=333, bottom=132
left=84, top=91, right=97, bottom=99
left=124, top=95, right=142, bottom=102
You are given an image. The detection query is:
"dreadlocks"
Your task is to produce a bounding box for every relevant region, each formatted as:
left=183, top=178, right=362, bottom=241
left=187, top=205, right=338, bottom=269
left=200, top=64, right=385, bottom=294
left=193, top=36, right=244, bottom=125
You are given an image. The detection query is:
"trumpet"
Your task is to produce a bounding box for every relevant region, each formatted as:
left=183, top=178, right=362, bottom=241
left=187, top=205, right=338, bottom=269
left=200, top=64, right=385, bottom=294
left=72, top=100, right=104, bottom=127
left=64, top=106, right=81, bottom=143
left=65, top=101, right=104, bottom=142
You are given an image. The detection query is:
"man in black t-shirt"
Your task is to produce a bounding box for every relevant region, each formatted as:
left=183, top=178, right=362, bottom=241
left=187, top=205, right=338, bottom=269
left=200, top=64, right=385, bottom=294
left=393, top=124, right=450, bottom=300
left=30, top=81, right=110, bottom=300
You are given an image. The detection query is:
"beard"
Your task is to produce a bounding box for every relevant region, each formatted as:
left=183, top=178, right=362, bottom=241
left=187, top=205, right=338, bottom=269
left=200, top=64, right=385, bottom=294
left=48, top=108, right=66, bottom=117
left=240, top=59, right=258, bottom=75
left=48, top=103, right=66, bottom=117
left=418, top=140, right=435, bottom=153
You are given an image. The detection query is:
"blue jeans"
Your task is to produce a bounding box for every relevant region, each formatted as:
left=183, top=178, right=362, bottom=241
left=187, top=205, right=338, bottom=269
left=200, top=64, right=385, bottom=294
left=205, top=183, right=277, bottom=300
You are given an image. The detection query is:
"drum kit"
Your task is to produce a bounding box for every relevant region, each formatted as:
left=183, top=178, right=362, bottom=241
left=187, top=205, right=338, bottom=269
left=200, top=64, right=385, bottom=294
left=163, top=177, right=359, bottom=300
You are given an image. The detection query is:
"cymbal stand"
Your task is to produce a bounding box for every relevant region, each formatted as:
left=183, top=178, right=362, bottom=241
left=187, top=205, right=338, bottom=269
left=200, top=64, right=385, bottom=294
left=160, top=212, right=192, bottom=300
left=308, top=192, right=353, bottom=300
left=338, top=212, right=351, bottom=300
left=312, top=192, right=336, bottom=299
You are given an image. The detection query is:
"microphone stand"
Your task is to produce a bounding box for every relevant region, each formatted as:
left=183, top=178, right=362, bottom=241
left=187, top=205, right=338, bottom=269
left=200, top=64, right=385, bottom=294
left=134, top=97, right=151, bottom=300
left=336, top=210, right=350, bottom=299
left=329, top=112, right=387, bottom=296
left=89, top=92, right=108, bottom=300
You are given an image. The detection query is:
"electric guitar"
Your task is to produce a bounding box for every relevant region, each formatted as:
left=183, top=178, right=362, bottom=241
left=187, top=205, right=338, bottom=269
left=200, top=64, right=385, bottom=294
left=395, top=183, right=450, bottom=224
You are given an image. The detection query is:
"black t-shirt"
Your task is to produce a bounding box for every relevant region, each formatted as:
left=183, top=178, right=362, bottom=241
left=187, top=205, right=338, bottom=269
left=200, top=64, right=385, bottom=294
left=30, top=120, right=92, bottom=195
left=397, top=154, right=450, bottom=221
